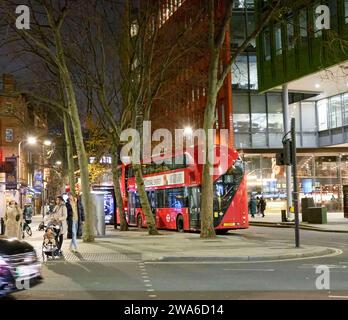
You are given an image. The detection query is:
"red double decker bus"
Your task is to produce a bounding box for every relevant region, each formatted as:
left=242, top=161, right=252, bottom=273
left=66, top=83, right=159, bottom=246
left=119, top=144, right=248, bottom=233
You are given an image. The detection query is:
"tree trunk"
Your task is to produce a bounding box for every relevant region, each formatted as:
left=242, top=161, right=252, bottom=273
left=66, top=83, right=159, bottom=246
left=64, top=77, right=95, bottom=242
left=63, top=112, right=76, bottom=196
left=50, top=17, right=95, bottom=242
left=133, top=164, right=159, bottom=235
left=200, top=43, right=220, bottom=238
left=200, top=98, right=217, bottom=239
left=111, top=145, right=128, bottom=231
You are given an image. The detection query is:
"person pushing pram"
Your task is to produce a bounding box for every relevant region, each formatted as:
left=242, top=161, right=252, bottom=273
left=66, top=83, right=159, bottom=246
left=43, top=196, right=67, bottom=257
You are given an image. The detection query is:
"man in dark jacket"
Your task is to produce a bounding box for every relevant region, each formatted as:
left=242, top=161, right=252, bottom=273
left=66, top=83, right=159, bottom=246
left=66, top=193, right=85, bottom=239
left=260, top=196, right=266, bottom=217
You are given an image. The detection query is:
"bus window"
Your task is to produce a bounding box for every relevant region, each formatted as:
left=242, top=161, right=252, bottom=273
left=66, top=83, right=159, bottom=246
left=165, top=188, right=188, bottom=209
left=134, top=192, right=142, bottom=208
left=213, top=160, right=244, bottom=213
left=147, top=190, right=157, bottom=209
left=156, top=189, right=165, bottom=208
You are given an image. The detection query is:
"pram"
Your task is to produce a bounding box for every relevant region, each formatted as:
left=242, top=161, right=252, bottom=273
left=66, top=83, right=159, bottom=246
left=41, top=224, right=61, bottom=261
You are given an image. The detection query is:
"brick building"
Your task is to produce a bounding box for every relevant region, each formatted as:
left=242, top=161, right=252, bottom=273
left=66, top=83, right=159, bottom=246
left=0, top=74, right=48, bottom=214
left=148, top=0, right=233, bottom=148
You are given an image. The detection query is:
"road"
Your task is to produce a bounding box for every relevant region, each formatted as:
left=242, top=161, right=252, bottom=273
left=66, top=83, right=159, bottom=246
left=8, top=226, right=348, bottom=300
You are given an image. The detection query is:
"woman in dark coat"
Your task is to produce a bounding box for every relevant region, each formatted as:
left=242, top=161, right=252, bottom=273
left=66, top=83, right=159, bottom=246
left=249, top=197, right=257, bottom=218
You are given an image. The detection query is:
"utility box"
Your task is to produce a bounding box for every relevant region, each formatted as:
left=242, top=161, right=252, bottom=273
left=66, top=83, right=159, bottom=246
left=301, top=197, right=314, bottom=222
left=307, top=207, right=327, bottom=224
left=92, top=192, right=106, bottom=236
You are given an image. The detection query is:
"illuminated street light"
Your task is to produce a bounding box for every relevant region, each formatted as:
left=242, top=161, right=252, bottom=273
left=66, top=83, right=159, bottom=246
left=27, top=136, right=37, bottom=145
left=184, top=127, right=193, bottom=136
left=43, top=139, right=52, bottom=146
left=56, top=160, right=62, bottom=166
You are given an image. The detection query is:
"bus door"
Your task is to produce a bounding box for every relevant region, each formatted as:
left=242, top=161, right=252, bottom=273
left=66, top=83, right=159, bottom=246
left=146, top=190, right=157, bottom=221
left=128, top=192, right=136, bottom=225
left=189, top=187, right=201, bottom=229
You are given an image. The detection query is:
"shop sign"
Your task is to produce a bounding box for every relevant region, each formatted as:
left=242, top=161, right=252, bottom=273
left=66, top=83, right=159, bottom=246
left=34, top=171, right=43, bottom=191
left=5, top=156, right=17, bottom=190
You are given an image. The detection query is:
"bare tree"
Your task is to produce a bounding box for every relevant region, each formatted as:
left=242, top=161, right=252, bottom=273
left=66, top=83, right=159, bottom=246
left=199, top=0, right=282, bottom=238
left=2, top=0, right=96, bottom=242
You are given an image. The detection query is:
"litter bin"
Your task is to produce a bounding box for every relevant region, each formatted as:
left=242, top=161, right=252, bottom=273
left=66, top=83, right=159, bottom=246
left=307, top=207, right=327, bottom=224
left=301, top=197, right=314, bottom=222
left=281, top=210, right=287, bottom=222
left=92, top=192, right=106, bottom=236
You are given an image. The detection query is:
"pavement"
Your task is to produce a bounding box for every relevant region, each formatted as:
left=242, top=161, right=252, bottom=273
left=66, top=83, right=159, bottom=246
left=7, top=218, right=348, bottom=300
left=249, top=211, right=348, bottom=233
left=25, top=216, right=338, bottom=263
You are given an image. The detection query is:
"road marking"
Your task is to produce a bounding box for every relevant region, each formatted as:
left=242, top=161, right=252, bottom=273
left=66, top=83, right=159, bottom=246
left=142, top=275, right=149, bottom=278
left=145, top=284, right=153, bottom=287
left=223, top=268, right=275, bottom=272
left=146, top=289, right=155, bottom=292
left=299, top=264, right=347, bottom=269
left=143, top=279, right=150, bottom=282
left=149, top=295, right=157, bottom=298
left=329, top=295, right=348, bottom=299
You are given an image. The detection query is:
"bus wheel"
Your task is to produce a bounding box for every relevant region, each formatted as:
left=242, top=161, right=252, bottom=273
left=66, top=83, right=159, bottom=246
left=137, top=215, right=142, bottom=229
left=216, top=229, right=229, bottom=235
left=176, top=215, right=184, bottom=232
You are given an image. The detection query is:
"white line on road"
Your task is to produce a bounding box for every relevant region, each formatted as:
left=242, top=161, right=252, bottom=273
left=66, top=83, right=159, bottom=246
left=329, top=295, right=348, bottom=299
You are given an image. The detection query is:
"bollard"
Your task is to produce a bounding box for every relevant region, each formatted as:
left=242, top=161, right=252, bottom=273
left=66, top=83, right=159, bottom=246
left=0, top=217, right=5, bottom=235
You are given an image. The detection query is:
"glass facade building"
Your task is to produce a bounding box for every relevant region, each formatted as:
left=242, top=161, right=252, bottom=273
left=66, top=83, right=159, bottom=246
left=232, top=0, right=348, bottom=212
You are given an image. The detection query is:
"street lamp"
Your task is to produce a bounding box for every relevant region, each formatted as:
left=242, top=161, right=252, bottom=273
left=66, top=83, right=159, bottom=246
left=17, top=136, right=37, bottom=207
left=55, top=160, right=62, bottom=166
left=184, top=127, right=193, bottom=136
left=43, top=140, right=52, bottom=146
left=18, top=136, right=37, bottom=184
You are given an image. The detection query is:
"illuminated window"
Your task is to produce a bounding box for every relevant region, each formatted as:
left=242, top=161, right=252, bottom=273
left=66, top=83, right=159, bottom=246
left=263, top=27, right=271, bottom=61
left=299, top=9, right=308, bottom=43
left=274, top=23, right=282, bottom=55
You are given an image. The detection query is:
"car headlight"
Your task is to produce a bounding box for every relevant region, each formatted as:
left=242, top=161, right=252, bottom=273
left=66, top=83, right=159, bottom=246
left=0, top=256, right=8, bottom=276
left=0, top=256, right=7, bottom=266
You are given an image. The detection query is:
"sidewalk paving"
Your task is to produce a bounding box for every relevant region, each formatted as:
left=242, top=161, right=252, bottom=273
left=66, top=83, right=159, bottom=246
left=26, top=216, right=339, bottom=263
left=249, top=211, right=348, bottom=233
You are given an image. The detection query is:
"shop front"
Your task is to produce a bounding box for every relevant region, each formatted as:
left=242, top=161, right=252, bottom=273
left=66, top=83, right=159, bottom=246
left=244, top=153, right=348, bottom=213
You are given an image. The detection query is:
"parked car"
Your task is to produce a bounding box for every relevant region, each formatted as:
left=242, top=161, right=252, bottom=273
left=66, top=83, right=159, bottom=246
left=0, top=236, right=42, bottom=297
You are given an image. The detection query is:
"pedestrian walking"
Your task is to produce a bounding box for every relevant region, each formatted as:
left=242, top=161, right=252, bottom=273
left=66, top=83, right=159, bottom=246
left=256, top=196, right=261, bottom=214
left=47, top=196, right=67, bottom=254
left=4, top=200, right=22, bottom=239
left=260, top=196, right=266, bottom=217
left=23, top=203, right=33, bottom=224
left=41, top=200, right=49, bottom=219
left=249, top=196, right=257, bottom=218
left=66, top=193, right=84, bottom=252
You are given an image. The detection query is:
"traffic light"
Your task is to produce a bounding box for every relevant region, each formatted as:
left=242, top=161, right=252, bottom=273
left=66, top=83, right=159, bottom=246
left=276, top=139, right=292, bottom=166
